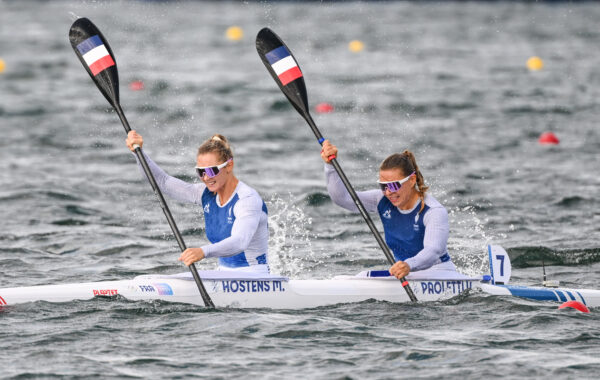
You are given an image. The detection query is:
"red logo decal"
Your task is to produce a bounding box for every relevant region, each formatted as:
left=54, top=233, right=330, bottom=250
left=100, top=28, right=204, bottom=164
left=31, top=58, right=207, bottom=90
left=93, top=289, right=118, bottom=296
left=0, top=295, right=6, bottom=305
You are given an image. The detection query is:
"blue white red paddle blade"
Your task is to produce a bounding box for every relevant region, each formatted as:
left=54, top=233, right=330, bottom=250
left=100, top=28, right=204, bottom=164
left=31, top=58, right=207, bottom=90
left=69, top=17, right=120, bottom=106
left=256, top=27, right=309, bottom=115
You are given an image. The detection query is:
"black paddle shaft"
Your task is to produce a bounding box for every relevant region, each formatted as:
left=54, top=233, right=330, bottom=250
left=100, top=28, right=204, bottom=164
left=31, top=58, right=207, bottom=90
left=304, top=112, right=417, bottom=303
left=304, top=113, right=395, bottom=266
left=114, top=107, right=214, bottom=308
left=256, top=28, right=417, bottom=302
left=69, top=17, right=214, bottom=308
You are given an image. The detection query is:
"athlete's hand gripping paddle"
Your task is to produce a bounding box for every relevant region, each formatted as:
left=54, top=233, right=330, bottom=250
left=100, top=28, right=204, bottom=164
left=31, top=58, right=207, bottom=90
left=69, top=17, right=214, bottom=308
left=256, top=28, right=417, bottom=302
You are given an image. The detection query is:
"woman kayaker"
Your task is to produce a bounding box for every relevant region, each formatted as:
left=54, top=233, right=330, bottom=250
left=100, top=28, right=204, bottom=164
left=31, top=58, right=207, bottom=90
left=320, top=140, right=458, bottom=280
left=126, top=131, right=270, bottom=273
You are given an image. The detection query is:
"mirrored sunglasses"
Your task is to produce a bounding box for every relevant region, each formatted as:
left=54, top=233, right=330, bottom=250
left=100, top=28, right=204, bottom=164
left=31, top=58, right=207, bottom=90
left=377, top=172, right=415, bottom=193
left=195, top=159, right=232, bottom=179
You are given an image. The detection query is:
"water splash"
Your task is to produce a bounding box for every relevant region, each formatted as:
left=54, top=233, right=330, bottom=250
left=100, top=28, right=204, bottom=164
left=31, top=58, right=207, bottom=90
left=266, top=193, right=324, bottom=278
left=446, top=202, right=493, bottom=276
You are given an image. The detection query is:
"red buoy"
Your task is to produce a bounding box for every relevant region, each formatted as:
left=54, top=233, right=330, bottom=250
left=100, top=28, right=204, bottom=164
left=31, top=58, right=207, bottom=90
left=315, top=102, right=334, bottom=113
left=538, top=132, right=559, bottom=145
left=129, top=80, right=145, bottom=91
left=558, top=300, right=590, bottom=313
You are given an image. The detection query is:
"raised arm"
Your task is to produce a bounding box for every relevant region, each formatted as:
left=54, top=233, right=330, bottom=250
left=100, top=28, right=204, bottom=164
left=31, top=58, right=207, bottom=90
left=324, top=164, right=381, bottom=213
left=321, top=139, right=381, bottom=213
left=126, top=130, right=204, bottom=205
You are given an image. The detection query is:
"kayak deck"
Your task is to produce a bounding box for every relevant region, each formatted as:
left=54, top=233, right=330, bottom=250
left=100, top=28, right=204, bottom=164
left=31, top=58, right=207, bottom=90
left=0, top=271, right=478, bottom=309
left=2, top=270, right=598, bottom=309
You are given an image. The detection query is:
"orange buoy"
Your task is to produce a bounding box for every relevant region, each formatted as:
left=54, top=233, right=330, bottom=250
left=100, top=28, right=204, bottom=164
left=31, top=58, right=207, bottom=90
left=129, top=80, right=144, bottom=91
left=527, top=56, right=544, bottom=71
left=348, top=40, right=364, bottom=53
left=558, top=301, right=590, bottom=313
left=226, top=26, right=244, bottom=41
left=315, top=102, right=334, bottom=113
left=538, top=132, right=559, bottom=145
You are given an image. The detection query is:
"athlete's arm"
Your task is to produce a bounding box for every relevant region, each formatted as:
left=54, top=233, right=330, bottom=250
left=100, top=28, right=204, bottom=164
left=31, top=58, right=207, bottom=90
left=136, top=152, right=205, bottom=205
left=324, top=164, right=382, bottom=212
left=201, top=195, right=263, bottom=258
left=404, top=206, right=449, bottom=271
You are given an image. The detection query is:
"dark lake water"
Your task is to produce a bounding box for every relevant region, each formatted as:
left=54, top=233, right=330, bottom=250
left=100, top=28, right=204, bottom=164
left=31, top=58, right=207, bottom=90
left=1, top=1, right=599, bottom=378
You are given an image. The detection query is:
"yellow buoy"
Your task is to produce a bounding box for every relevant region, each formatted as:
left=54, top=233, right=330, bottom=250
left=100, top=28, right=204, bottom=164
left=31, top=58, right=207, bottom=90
left=527, top=56, right=544, bottom=71
left=0, top=58, right=6, bottom=73
left=226, top=26, right=244, bottom=41
left=348, top=40, right=364, bottom=53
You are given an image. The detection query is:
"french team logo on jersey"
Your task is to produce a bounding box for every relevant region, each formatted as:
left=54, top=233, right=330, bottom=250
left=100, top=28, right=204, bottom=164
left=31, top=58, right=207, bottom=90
left=76, top=35, right=115, bottom=76
left=265, top=45, right=303, bottom=86
left=227, top=206, right=233, bottom=224
left=204, top=203, right=210, bottom=214
left=383, top=209, right=392, bottom=219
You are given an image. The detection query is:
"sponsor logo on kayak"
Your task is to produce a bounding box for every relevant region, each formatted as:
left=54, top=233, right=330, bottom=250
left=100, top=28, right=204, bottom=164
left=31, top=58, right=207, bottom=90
left=0, top=295, right=7, bottom=305
left=420, top=281, right=472, bottom=295
left=93, top=289, right=118, bottom=296
left=221, top=280, right=285, bottom=293
left=153, top=283, right=174, bottom=296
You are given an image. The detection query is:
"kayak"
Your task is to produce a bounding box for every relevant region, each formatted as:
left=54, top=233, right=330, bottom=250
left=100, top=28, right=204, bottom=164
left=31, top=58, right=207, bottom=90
left=0, top=270, right=479, bottom=309
left=1, top=246, right=598, bottom=309
left=2, top=270, right=598, bottom=309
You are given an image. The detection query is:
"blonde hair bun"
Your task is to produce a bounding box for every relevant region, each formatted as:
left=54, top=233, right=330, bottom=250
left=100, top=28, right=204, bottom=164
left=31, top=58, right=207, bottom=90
left=198, top=134, right=233, bottom=161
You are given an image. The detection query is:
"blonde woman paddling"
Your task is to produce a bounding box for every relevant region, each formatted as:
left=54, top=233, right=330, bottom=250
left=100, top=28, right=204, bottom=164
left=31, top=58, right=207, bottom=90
left=126, top=131, right=269, bottom=273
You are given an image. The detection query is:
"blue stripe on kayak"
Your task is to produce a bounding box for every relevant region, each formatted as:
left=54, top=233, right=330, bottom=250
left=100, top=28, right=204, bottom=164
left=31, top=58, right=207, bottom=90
left=566, top=291, right=575, bottom=301
left=555, top=290, right=567, bottom=302
left=368, top=270, right=392, bottom=277
left=576, top=291, right=587, bottom=306
left=504, top=286, right=560, bottom=302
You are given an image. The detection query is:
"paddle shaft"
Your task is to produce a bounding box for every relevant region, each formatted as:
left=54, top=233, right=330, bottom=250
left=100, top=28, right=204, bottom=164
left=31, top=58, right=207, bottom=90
left=303, top=112, right=417, bottom=302
left=114, top=105, right=215, bottom=308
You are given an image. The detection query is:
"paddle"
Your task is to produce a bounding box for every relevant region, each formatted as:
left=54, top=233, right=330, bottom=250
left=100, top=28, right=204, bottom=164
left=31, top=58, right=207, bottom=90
left=256, top=28, right=417, bottom=302
left=69, top=17, right=214, bottom=308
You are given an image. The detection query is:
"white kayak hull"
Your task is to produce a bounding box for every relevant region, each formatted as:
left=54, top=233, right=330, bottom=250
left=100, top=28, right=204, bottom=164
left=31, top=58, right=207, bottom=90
left=0, top=274, right=475, bottom=309
left=1, top=271, right=598, bottom=309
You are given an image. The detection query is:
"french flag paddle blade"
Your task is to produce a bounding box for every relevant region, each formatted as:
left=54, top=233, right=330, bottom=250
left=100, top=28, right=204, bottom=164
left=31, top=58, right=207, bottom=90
left=69, top=17, right=120, bottom=106
left=256, top=27, right=309, bottom=115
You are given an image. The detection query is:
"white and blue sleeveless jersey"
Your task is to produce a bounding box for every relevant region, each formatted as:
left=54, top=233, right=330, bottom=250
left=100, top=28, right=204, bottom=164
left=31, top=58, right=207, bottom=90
left=200, top=184, right=269, bottom=268
left=324, top=164, right=451, bottom=272
left=137, top=153, right=269, bottom=270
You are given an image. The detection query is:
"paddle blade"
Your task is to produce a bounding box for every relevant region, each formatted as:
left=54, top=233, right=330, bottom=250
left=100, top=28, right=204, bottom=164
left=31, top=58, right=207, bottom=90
left=256, top=27, right=309, bottom=115
left=559, top=300, right=590, bottom=313
left=69, top=17, right=120, bottom=107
